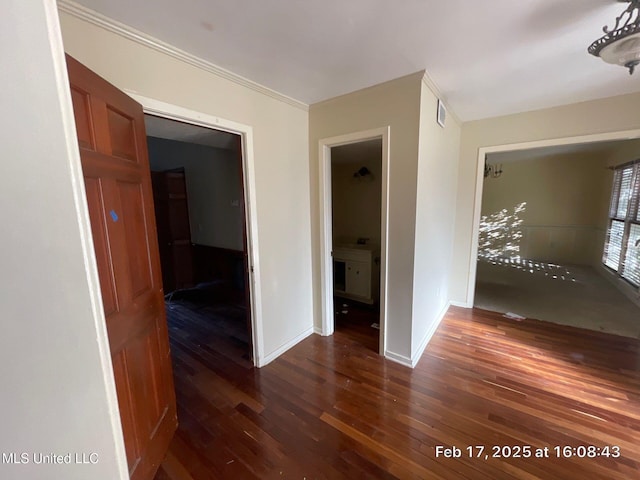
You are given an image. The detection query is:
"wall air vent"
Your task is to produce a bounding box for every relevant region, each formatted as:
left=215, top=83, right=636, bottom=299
left=437, top=99, right=446, bottom=128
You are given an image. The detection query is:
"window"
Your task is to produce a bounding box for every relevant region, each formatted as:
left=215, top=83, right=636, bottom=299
left=603, top=162, right=640, bottom=287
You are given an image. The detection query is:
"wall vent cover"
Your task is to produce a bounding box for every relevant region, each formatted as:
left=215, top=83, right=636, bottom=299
left=437, top=100, right=446, bottom=128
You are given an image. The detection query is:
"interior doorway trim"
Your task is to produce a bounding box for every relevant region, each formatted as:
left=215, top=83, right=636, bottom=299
left=126, top=92, right=264, bottom=366
left=465, top=128, right=640, bottom=308
left=318, top=126, right=390, bottom=355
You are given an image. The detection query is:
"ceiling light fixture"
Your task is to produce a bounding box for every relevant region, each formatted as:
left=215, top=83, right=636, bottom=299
left=484, top=162, right=503, bottom=179
left=589, top=0, right=640, bottom=74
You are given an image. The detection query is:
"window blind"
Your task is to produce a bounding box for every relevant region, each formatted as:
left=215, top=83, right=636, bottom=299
left=604, top=220, right=624, bottom=271
left=622, top=224, right=640, bottom=286
left=616, top=167, right=634, bottom=219
left=609, top=169, right=622, bottom=218
left=603, top=160, right=640, bottom=288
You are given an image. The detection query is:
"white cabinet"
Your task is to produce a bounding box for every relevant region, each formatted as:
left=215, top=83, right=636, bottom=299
left=333, top=246, right=377, bottom=304
left=346, top=260, right=370, bottom=298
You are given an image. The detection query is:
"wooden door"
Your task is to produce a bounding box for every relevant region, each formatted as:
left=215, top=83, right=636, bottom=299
left=66, top=55, right=177, bottom=480
left=151, top=169, right=194, bottom=292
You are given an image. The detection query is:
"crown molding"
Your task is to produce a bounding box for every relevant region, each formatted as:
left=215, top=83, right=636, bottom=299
left=57, top=0, right=309, bottom=112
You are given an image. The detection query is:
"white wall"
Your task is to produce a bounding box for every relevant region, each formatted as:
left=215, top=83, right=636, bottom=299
left=309, top=73, right=423, bottom=361
left=0, top=1, right=126, bottom=478
left=147, top=137, right=244, bottom=251
left=411, top=80, right=461, bottom=361
left=481, top=152, right=610, bottom=266
left=59, top=9, right=313, bottom=362
left=451, top=92, right=640, bottom=305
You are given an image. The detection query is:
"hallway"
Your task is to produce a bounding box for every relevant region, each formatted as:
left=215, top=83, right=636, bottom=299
left=155, top=306, right=640, bottom=479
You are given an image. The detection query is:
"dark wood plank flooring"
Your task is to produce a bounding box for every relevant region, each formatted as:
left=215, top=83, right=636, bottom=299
left=333, top=298, right=379, bottom=353
left=155, top=306, right=640, bottom=479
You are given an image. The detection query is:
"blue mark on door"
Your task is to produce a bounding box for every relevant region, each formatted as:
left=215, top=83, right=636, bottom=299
left=110, top=210, right=119, bottom=222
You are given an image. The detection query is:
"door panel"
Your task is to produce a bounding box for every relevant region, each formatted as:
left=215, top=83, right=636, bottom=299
left=107, top=106, right=138, bottom=161
left=66, top=54, right=177, bottom=480
left=118, top=180, right=154, bottom=296
left=83, top=177, right=118, bottom=316
left=112, top=354, right=141, bottom=472
left=70, top=87, right=95, bottom=150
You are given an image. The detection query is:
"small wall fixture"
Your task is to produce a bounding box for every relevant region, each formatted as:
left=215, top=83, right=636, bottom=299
left=589, top=0, right=640, bottom=74
left=484, top=161, right=503, bottom=179
left=437, top=100, right=446, bottom=128
left=353, top=166, right=372, bottom=178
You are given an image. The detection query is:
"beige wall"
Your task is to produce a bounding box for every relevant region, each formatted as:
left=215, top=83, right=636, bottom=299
left=604, top=138, right=640, bottom=167
left=481, top=152, right=609, bottom=265
left=309, top=73, right=423, bottom=360
left=148, top=137, right=244, bottom=251
left=331, top=156, right=382, bottom=249
left=310, top=74, right=462, bottom=364
left=411, top=80, right=462, bottom=357
left=1, top=1, right=126, bottom=478
left=59, top=12, right=313, bottom=363
left=452, top=92, right=640, bottom=305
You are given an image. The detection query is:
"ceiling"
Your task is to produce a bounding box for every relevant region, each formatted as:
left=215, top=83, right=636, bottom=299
left=332, top=139, right=382, bottom=165
left=487, top=138, right=640, bottom=163
left=71, top=0, right=640, bottom=121
left=144, top=115, right=238, bottom=149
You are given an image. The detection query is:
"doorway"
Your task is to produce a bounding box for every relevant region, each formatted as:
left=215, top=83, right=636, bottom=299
left=319, top=127, right=390, bottom=355
left=331, top=140, right=382, bottom=352
left=472, top=137, right=640, bottom=337
left=128, top=94, right=264, bottom=365
left=144, top=114, right=254, bottom=364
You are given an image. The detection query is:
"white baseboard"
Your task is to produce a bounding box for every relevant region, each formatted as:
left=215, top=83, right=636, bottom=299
left=411, top=301, right=451, bottom=367
left=384, top=350, right=413, bottom=368
left=256, top=327, right=314, bottom=367
left=384, top=301, right=452, bottom=369
left=313, top=326, right=324, bottom=335
left=450, top=300, right=471, bottom=308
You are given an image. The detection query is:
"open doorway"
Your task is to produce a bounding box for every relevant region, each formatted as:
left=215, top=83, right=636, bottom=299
left=473, top=138, right=640, bottom=338
left=331, top=140, right=382, bottom=352
left=144, top=114, right=254, bottom=366
left=319, top=127, right=390, bottom=355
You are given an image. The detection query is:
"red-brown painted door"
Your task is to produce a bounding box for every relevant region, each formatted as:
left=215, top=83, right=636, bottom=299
left=151, top=169, right=194, bottom=293
left=66, top=55, right=177, bottom=480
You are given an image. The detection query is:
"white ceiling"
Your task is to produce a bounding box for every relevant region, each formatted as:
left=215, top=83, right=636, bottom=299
left=332, top=139, right=382, bottom=165
left=72, top=0, right=640, bottom=121
left=487, top=138, right=640, bottom=163
left=144, top=115, right=238, bottom=149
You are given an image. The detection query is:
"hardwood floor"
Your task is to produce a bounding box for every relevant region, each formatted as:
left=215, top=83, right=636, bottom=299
left=154, top=306, right=640, bottom=479
left=334, top=298, right=379, bottom=353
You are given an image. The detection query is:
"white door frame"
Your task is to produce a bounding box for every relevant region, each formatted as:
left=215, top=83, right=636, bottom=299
left=465, top=128, right=640, bottom=307
left=318, top=127, right=390, bottom=355
left=127, top=93, right=264, bottom=366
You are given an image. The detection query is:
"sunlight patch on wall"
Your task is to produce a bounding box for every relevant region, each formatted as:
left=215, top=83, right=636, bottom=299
left=478, top=202, right=577, bottom=282
left=478, top=202, right=526, bottom=260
